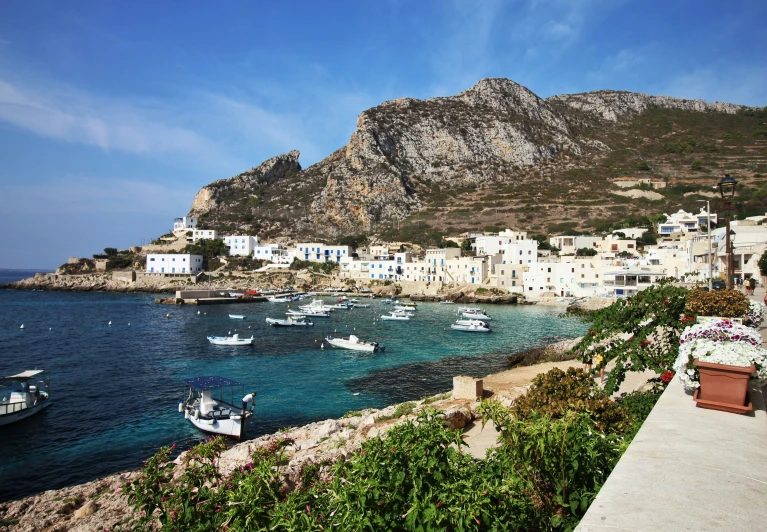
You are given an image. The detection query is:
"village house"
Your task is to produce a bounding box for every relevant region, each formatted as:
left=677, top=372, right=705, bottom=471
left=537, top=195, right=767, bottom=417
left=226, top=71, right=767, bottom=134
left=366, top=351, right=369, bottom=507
left=146, top=253, right=203, bottom=273
left=173, top=216, right=197, bottom=233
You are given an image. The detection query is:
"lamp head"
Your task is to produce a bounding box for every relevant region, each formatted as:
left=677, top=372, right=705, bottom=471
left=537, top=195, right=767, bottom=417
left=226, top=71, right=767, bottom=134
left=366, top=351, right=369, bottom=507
left=717, top=174, right=738, bottom=200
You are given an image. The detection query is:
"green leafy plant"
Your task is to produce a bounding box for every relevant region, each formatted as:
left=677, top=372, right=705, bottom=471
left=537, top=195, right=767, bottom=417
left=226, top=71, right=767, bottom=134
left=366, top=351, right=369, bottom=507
left=570, top=280, right=689, bottom=394
left=510, top=368, right=631, bottom=435
left=684, top=288, right=749, bottom=318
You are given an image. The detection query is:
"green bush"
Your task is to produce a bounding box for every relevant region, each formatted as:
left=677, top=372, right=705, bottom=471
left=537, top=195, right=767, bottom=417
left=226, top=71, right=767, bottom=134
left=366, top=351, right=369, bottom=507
left=511, top=368, right=631, bottom=435
left=684, top=288, right=749, bottom=318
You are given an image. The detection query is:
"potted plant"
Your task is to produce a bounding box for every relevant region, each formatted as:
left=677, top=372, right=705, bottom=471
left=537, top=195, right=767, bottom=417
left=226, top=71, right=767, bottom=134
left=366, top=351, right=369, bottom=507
left=673, top=320, right=767, bottom=414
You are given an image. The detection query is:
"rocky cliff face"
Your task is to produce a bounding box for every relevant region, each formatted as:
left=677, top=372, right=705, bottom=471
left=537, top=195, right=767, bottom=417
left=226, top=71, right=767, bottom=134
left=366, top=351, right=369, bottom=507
left=186, top=78, right=752, bottom=238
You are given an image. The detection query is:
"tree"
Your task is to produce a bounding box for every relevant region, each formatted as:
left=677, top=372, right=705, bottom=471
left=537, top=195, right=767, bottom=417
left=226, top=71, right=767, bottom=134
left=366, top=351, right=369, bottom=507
left=758, top=249, right=767, bottom=276
left=438, top=239, right=459, bottom=248
left=691, top=159, right=703, bottom=171
left=104, top=247, right=118, bottom=257
left=638, top=230, right=658, bottom=246
left=183, top=238, right=229, bottom=269
left=460, top=238, right=473, bottom=254
left=576, top=247, right=598, bottom=257
left=636, top=160, right=651, bottom=171
left=531, top=234, right=552, bottom=250
left=571, top=280, right=690, bottom=394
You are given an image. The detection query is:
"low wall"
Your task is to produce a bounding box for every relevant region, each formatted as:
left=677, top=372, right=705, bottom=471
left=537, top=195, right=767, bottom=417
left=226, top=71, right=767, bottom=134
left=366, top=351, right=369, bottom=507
left=576, top=379, right=767, bottom=531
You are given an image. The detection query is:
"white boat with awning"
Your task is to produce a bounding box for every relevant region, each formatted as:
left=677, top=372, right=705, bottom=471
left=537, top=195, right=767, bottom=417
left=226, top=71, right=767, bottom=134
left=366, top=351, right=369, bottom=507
left=181, top=376, right=255, bottom=439
left=325, top=334, right=382, bottom=352
left=0, top=370, right=51, bottom=426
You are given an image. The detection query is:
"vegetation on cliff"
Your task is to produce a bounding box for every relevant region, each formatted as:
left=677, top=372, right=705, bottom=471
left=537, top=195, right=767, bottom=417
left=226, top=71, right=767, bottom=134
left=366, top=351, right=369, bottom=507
left=125, top=368, right=663, bottom=531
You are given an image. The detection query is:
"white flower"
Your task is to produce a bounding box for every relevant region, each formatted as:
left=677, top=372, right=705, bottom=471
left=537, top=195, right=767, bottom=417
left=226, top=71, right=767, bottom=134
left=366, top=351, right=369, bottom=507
left=674, top=324, right=767, bottom=391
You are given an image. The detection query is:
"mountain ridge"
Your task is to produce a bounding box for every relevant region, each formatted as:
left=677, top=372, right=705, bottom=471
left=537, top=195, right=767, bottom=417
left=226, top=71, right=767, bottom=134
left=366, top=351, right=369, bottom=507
left=188, top=78, right=763, bottom=241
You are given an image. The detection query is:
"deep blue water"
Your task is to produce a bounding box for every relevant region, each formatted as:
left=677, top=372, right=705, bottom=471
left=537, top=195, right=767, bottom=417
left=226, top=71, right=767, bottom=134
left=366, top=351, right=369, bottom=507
left=0, top=282, right=585, bottom=502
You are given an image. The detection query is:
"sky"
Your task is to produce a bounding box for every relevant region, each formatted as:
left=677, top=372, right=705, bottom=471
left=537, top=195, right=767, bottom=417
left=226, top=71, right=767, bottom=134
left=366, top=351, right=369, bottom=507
left=0, top=0, right=765, bottom=269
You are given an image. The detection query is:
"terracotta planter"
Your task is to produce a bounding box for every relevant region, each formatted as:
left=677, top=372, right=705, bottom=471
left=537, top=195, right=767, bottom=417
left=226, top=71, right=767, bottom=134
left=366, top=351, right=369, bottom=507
left=693, top=358, right=755, bottom=414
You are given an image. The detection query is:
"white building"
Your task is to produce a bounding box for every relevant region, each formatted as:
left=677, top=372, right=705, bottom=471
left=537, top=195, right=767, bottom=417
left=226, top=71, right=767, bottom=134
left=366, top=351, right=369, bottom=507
left=712, top=225, right=767, bottom=281
left=146, top=253, right=203, bottom=273
left=602, top=269, right=668, bottom=298
left=550, top=235, right=602, bottom=255
left=173, top=216, right=197, bottom=232
left=296, top=243, right=352, bottom=263
left=474, top=229, right=528, bottom=255
left=658, top=208, right=717, bottom=236
left=190, top=229, right=218, bottom=242
left=253, top=243, right=291, bottom=263
left=502, top=238, right=538, bottom=266
left=223, top=236, right=259, bottom=257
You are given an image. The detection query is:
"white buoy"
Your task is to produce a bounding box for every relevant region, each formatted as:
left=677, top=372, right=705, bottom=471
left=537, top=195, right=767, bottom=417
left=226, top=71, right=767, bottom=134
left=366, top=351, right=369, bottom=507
left=353, top=392, right=360, bottom=396
left=20, top=324, right=24, bottom=329
left=49, top=327, right=52, bottom=331
left=108, top=321, right=112, bottom=326
left=128, top=323, right=131, bottom=326
left=197, top=311, right=201, bottom=315
left=321, top=344, right=324, bottom=349
left=228, top=331, right=231, bottom=335
left=165, top=313, right=170, bottom=319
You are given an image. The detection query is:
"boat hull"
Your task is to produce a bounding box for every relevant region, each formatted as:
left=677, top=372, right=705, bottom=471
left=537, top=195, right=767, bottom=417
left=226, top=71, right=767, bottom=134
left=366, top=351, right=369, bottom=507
left=0, top=399, right=51, bottom=426
left=186, top=413, right=248, bottom=438
left=451, top=324, right=491, bottom=332
left=207, top=336, right=255, bottom=345
left=325, top=338, right=378, bottom=352
left=461, top=312, right=492, bottom=321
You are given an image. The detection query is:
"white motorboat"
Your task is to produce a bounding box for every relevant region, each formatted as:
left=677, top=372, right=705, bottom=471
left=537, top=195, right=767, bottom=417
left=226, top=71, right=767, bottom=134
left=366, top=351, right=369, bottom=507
left=440, top=300, right=455, bottom=305
left=266, top=316, right=313, bottom=327
left=229, top=292, right=244, bottom=298
left=350, top=303, right=370, bottom=308
left=207, top=334, right=255, bottom=346
left=268, top=296, right=290, bottom=303
left=229, top=314, right=247, bottom=320
left=383, top=297, right=399, bottom=305
left=181, top=376, right=255, bottom=439
left=461, top=311, right=492, bottom=321
left=287, top=309, right=329, bottom=318
left=457, top=306, right=480, bottom=312
left=381, top=312, right=411, bottom=320
left=299, top=299, right=336, bottom=312
left=0, top=370, right=51, bottom=426
left=393, top=305, right=417, bottom=312
left=391, top=309, right=413, bottom=317
left=330, top=302, right=351, bottom=310
left=451, top=320, right=491, bottom=333
left=325, top=334, right=382, bottom=352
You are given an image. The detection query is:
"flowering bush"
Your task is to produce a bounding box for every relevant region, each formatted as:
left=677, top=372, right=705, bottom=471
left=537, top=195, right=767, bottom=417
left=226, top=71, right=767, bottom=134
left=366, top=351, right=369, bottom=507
left=673, top=320, right=767, bottom=390
left=743, top=299, right=765, bottom=328
left=684, top=289, right=749, bottom=318
left=679, top=319, right=761, bottom=348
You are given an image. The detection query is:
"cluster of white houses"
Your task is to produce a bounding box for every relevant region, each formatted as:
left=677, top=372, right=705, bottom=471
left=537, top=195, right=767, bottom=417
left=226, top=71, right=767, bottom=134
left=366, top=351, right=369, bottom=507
left=153, top=210, right=767, bottom=297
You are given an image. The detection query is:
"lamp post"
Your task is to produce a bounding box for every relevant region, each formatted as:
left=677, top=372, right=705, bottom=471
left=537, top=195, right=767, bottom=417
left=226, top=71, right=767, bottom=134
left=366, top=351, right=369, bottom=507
left=696, top=199, right=712, bottom=292
left=717, top=174, right=738, bottom=290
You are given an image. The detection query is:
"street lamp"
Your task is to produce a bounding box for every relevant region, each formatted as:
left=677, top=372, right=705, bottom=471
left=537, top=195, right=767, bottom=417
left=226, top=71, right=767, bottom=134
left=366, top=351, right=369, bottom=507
left=696, top=199, right=712, bottom=291
left=717, top=174, right=738, bottom=290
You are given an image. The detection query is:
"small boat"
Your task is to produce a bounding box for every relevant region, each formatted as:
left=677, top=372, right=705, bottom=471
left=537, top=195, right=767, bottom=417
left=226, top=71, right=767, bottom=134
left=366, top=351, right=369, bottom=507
left=266, top=316, right=314, bottom=327
left=229, top=314, right=247, bottom=320
left=0, top=370, right=52, bottom=426
left=440, top=300, right=455, bottom=305
left=330, top=302, right=351, bottom=310
left=229, top=292, right=244, bottom=298
left=207, top=334, right=255, bottom=346
left=383, top=297, right=399, bottom=305
left=350, top=303, right=370, bottom=308
left=287, top=309, right=329, bottom=318
left=390, top=309, right=413, bottom=317
left=393, top=305, right=417, bottom=312
left=325, top=334, right=381, bottom=352
left=268, top=296, right=290, bottom=303
left=461, top=311, right=492, bottom=321
left=457, top=306, right=480, bottom=312
left=181, top=376, right=255, bottom=439
left=300, top=299, right=336, bottom=312
left=381, top=313, right=410, bottom=321
left=451, top=320, right=491, bottom=333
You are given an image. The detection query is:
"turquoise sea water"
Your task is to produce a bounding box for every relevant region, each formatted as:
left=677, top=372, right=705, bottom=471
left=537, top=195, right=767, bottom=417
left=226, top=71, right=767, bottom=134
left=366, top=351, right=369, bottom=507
left=0, top=283, right=586, bottom=502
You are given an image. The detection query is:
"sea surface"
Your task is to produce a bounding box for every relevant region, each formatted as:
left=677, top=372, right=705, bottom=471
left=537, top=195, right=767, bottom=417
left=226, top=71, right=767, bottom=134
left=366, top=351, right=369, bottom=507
left=0, top=279, right=586, bottom=502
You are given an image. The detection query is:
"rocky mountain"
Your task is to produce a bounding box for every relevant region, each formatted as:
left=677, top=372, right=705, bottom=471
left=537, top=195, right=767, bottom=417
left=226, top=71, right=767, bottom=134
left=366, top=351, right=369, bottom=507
left=187, top=78, right=765, bottom=242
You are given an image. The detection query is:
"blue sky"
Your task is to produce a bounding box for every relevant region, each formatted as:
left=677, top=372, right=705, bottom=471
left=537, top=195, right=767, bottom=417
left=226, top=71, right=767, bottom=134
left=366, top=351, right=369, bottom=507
left=0, top=0, right=765, bottom=269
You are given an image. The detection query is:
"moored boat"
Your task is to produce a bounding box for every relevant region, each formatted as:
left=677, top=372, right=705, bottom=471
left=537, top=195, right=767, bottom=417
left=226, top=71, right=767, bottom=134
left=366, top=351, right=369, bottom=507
left=266, top=316, right=314, bottom=327
left=207, top=334, right=255, bottom=346
left=440, top=300, right=455, bottom=304
left=229, top=314, right=247, bottom=319
left=381, top=312, right=411, bottom=321
left=287, top=309, right=329, bottom=318
left=180, top=376, right=255, bottom=439
left=325, top=334, right=381, bottom=352
left=267, top=296, right=290, bottom=303
left=0, top=370, right=51, bottom=426
left=461, top=310, right=492, bottom=321
left=451, top=319, right=491, bottom=333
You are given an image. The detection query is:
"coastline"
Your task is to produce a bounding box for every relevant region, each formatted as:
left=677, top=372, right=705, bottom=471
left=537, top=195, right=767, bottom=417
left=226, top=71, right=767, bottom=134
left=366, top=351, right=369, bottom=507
left=0, top=338, right=580, bottom=531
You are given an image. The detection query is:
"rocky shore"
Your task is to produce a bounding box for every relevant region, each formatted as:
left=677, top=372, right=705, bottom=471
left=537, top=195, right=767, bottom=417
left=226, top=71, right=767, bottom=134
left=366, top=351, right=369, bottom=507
left=0, top=339, right=580, bottom=531
left=2, top=272, right=534, bottom=305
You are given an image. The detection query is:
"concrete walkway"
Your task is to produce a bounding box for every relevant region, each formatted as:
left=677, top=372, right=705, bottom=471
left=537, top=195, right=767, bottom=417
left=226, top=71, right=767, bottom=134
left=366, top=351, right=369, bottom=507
left=576, top=289, right=767, bottom=531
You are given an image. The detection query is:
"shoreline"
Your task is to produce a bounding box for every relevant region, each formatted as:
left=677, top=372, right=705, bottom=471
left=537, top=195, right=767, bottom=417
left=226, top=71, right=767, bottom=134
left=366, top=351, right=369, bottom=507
left=0, top=338, right=580, bottom=530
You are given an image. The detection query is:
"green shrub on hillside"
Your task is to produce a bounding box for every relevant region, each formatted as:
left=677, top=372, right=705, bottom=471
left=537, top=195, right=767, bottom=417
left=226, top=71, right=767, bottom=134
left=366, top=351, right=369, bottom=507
left=510, top=367, right=631, bottom=435
left=684, top=288, right=749, bottom=318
